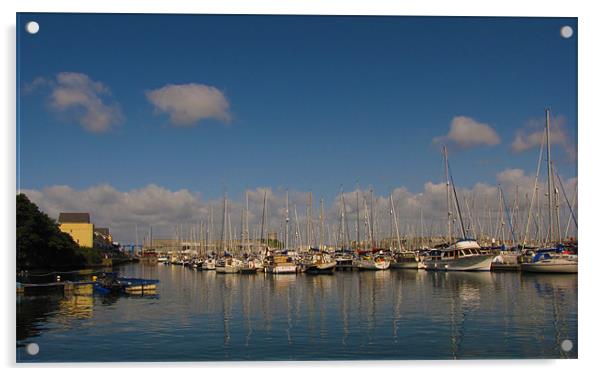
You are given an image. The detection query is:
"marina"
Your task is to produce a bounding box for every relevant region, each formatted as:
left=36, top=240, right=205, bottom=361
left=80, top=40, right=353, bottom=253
left=131, top=111, right=578, bottom=277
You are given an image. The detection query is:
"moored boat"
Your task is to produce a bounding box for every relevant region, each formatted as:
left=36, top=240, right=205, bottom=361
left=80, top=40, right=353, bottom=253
left=334, top=250, right=354, bottom=270
left=239, top=258, right=259, bottom=274
left=265, top=253, right=297, bottom=274
left=521, top=250, right=577, bottom=273
left=201, top=258, right=216, bottom=270
left=424, top=239, right=493, bottom=271
left=302, top=251, right=337, bottom=274
left=215, top=256, right=241, bottom=274
left=390, top=251, right=420, bottom=269
left=355, top=253, right=390, bottom=270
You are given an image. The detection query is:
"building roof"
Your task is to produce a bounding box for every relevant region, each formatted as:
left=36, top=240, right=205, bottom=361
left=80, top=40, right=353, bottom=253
left=58, top=212, right=90, bottom=224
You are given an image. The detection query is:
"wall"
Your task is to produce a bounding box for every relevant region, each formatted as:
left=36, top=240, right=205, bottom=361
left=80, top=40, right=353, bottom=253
left=59, top=223, right=94, bottom=248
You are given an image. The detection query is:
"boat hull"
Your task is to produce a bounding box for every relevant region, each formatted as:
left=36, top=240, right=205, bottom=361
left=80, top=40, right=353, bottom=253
left=390, top=261, right=419, bottom=269
left=355, top=260, right=391, bottom=270
left=304, top=261, right=337, bottom=274
left=425, top=255, right=493, bottom=271
left=521, top=262, right=577, bottom=273
left=215, top=265, right=240, bottom=274
left=266, top=265, right=297, bottom=274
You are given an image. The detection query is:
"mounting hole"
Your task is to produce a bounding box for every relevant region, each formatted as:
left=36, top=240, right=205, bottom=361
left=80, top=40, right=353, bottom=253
left=25, top=21, right=39, bottom=34
left=26, top=343, right=39, bottom=355
left=561, top=339, right=573, bottom=352
left=560, top=26, right=573, bottom=39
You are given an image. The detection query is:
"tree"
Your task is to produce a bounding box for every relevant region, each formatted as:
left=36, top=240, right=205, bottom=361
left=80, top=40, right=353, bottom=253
left=17, top=193, right=86, bottom=271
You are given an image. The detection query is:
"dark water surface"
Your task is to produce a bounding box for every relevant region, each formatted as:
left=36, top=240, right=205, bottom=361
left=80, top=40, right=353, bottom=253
left=17, top=263, right=578, bottom=362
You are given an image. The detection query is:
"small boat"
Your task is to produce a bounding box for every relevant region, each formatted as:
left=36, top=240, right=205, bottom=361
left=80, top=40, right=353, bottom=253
left=521, top=250, right=577, bottom=273
left=215, top=256, right=241, bottom=274
left=95, top=273, right=159, bottom=295
left=390, top=250, right=420, bottom=269
left=201, top=258, right=216, bottom=270
left=302, top=252, right=337, bottom=274
left=239, top=259, right=258, bottom=274
left=355, top=253, right=390, bottom=270
left=424, top=239, right=493, bottom=271
left=334, top=250, right=354, bottom=270
left=265, top=253, right=297, bottom=274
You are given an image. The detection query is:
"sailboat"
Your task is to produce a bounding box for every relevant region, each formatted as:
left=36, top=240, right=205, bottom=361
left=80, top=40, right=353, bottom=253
left=201, top=258, right=216, bottom=270
left=301, top=249, right=337, bottom=274
left=521, top=248, right=578, bottom=273
left=215, top=193, right=242, bottom=274
left=424, top=146, right=494, bottom=271
left=215, top=254, right=242, bottom=274
left=388, top=193, right=420, bottom=269
left=355, top=252, right=391, bottom=270
left=265, top=190, right=297, bottom=274
left=520, top=109, right=577, bottom=274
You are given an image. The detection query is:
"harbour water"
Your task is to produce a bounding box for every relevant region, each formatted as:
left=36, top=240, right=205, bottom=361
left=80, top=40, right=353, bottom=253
left=17, top=263, right=577, bottom=362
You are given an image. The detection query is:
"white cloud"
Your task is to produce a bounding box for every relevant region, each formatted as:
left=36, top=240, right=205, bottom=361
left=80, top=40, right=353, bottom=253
left=146, top=83, right=231, bottom=126
left=48, top=72, right=124, bottom=133
left=511, top=115, right=576, bottom=160
left=434, top=116, right=501, bottom=149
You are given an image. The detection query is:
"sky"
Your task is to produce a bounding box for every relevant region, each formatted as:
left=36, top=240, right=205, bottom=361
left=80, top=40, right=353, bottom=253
left=16, top=14, right=578, bottom=243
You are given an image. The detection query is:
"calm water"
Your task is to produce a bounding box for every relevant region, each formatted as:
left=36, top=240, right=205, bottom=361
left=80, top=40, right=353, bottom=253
left=17, top=263, right=578, bottom=362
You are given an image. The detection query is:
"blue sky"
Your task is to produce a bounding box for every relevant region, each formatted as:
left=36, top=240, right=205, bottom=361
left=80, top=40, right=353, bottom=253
left=17, top=14, right=577, bottom=203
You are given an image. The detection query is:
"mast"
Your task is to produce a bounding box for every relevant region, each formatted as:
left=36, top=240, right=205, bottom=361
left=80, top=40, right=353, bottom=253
left=306, top=192, right=312, bottom=250
left=356, top=187, right=361, bottom=250
left=390, top=193, right=402, bottom=252
left=370, top=188, right=375, bottom=249
left=208, top=205, right=213, bottom=253
left=364, top=195, right=372, bottom=250
left=445, top=146, right=467, bottom=240
left=285, top=190, right=290, bottom=250
left=545, top=108, right=554, bottom=244
left=135, top=224, right=139, bottom=253
left=443, top=146, right=452, bottom=244
left=420, top=208, right=424, bottom=248
left=220, top=193, right=227, bottom=254
left=319, top=198, right=324, bottom=251
left=340, top=188, right=351, bottom=250
left=523, top=127, right=546, bottom=246
left=240, top=191, right=250, bottom=254
left=260, top=190, right=267, bottom=247
left=294, top=205, right=301, bottom=251
left=552, top=163, right=562, bottom=243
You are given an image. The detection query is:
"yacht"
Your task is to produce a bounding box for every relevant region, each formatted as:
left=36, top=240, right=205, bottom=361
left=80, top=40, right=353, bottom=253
left=239, top=258, right=259, bottom=274
left=521, top=250, right=577, bottom=273
left=302, top=251, right=337, bottom=274
left=334, top=250, right=354, bottom=270
left=355, top=252, right=390, bottom=270
left=201, top=258, right=216, bottom=270
left=424, top=239, right=493, bottom=271
left=265, top=252, right=297, bottom=274
left=215, top=256, right=241, bottom=274
left=390, top=250, right=420, bottom=269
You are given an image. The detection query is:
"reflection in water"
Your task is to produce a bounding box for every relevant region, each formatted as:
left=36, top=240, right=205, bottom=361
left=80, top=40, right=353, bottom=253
left=17, top=264, right=577, bottom=362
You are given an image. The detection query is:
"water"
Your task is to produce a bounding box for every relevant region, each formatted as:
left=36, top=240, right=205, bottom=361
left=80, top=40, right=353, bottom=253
left=17, top=263, right=578, bottom=362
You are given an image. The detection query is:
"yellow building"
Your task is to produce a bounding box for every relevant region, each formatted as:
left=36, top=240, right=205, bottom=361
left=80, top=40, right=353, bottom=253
left=58, top=213, right=94, bottom=248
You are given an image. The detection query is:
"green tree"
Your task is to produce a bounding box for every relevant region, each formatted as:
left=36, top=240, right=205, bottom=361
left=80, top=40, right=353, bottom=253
left=17, top=193, right=86, bottom=271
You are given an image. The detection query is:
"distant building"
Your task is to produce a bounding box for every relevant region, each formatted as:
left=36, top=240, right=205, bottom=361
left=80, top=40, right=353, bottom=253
left=94, top=227, right=114, bottom=249
left=58, top=212, right=94, bottom=248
